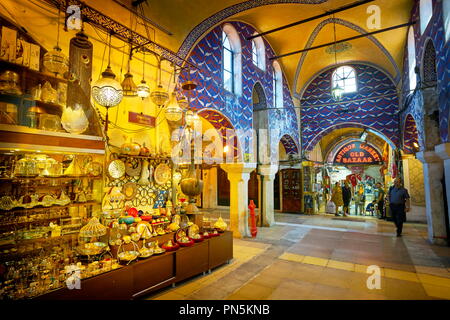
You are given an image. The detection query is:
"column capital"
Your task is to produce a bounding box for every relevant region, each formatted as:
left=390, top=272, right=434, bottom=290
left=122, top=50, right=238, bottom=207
left=416, top=151, right=442, bottom=164
left=258, top=164, right=278, bottom=176
left=220, top=162, right=257, bottom=175
left=435, top=143, right=450, bottom=161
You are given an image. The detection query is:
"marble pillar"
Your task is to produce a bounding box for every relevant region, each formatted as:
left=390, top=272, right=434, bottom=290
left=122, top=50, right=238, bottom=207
left=435, top=142, right=450, bottom=227
left=220, top=163, right=257, bottom=238
left=416, top=151, right=447, bottom=245
left=258, top=164, right=279, bottom=227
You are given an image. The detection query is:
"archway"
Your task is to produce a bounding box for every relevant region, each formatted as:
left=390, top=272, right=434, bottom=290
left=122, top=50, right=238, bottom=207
left=403, top=114, right=420, bottom=154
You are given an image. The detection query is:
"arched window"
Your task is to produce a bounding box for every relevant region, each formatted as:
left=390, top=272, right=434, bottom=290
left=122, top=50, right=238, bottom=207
left=251, top=33, right=266, bottom=71
left=331, top=66, right=357, bottom=94
left=408, top=27, right=417, bottom=91
left=420, top=0, right=433, bottom=34
left=222, top=24, right=242, bottom=95
left=272, top=61, right=283, bottom=108
left=444, top=0, right=450, bottom=42
left=422, top=40, right=437, bottom=85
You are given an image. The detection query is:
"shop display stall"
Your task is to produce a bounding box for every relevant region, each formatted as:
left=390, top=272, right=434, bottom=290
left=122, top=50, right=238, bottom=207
left=0, top=13, right=233, bottom=300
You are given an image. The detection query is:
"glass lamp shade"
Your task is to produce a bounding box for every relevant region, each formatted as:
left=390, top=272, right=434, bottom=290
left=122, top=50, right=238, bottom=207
left=165, top=93, right=183, bottom=122
left=150, top=84, right=169, bottom=106
left=177, top=96, right=189, bottom=109
left=121, top=72, right=138, bottom=97
left=91, top=66, right=123, bottom=107
left=331, top=85, right=344, bottom=101
left=43, top=46, right=69, bottom=75
left=136, top=80, right=150, bottom=99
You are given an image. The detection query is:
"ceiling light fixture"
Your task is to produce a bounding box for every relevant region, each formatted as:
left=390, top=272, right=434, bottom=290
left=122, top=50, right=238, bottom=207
left=331, top=15, right=344, bottom=101
left=137, top=51, right=150, bottom=99
left=43, top=6, right=69, bottom=76
left=150, top=57, right=169, bottom=107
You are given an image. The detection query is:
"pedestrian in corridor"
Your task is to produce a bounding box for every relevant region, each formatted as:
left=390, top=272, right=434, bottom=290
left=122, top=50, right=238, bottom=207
left=387, top=177, right=411, bottom=237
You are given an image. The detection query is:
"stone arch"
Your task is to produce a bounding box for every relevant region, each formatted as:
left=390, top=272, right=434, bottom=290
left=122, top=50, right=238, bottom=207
left=403, top=114, right=420, bottom=154
left=197, top=108, right=241, bottom=159
left=420, top=38, right=441, bottom=150
left=252, top=81, right=267, bottom=112
left=305, top=122, right=396, bottom=152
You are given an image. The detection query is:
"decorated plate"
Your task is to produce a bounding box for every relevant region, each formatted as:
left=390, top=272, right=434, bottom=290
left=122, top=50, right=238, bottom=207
left=122, top=182, right=137, bottom=200
left=154, top=163, right=171, bottom=185
left=107, top=159, right=125, bottom=179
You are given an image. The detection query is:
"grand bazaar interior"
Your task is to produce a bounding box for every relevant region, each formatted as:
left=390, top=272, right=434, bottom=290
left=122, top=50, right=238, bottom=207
left=0, top=0, right=449, bottom=301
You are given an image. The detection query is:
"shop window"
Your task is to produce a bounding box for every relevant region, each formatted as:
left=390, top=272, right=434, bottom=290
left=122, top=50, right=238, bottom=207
left=222, top=24, right=242, bottom=96
left=408, top=27, right=417, bottom=91
left=272, top=60, right=283, bottom=108
left=251, top=33, right=266, bottom=71
left=420, top=0, right=433, bottom=34
left=331, top=66, right=357, bottom=94
left=444, top=0, right=450, bottom=42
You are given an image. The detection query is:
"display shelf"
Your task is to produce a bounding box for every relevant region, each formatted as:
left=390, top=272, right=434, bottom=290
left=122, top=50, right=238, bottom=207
left=0, top=59, right=68, bottom=84
left=0, top=175, right=102, bottom=181
left=37, top=231, right=233, bottom=300
left=116, top=153, right=171, bottom=161
left=0, top=214, right=72, bottom=228
left=0, top=200, right=99, bottom=214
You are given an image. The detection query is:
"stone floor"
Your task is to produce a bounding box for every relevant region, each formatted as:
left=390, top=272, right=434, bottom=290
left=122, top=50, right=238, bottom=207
left=144, top=211, right=450, bottom=300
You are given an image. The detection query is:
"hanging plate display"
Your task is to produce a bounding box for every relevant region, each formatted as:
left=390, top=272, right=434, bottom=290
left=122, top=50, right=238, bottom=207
left=122, top=182, right=137, bottom=200
left=125, top=159, right=142, bottom=177
left=154, top=163, right=171, bottom=185
left=107, top=159, right=125, bottom=179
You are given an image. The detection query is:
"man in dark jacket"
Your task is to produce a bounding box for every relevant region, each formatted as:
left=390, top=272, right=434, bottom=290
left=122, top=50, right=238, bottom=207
left=388, top=177, right=411, bottom=237
left=342, top=180, right=352, bottom=217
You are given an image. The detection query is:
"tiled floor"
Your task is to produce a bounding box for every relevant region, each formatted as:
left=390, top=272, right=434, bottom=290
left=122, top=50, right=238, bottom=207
left=144, top=212, right=450, bottom=300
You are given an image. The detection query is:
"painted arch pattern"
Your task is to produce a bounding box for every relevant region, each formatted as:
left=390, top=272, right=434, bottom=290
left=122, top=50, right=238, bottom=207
left=403, top=114, right=420, bottom=154
left=178, top=21, right=299, bottom=157
left=301, top=64, right=400, bottom=151
left=401, top=1, right=450, bottom=143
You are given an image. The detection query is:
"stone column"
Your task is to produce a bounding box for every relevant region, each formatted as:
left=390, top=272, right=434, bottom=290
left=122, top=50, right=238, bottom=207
left=435, top=142, right=450, bottom=227
left=220, top=163, right=257, bottom=238
left=416, top=151, right=447, bottom=245
left=258, top=164, right=279, bottom=227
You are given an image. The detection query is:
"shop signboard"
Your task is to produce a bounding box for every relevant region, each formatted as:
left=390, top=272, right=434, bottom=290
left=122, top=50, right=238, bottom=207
left=128, top=111, right=155, bottom=127
left=333, top=141, right=382, bottom=165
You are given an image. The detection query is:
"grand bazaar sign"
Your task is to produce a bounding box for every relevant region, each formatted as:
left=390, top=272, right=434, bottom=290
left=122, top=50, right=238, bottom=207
left=334, top=141, right=382, bottom=165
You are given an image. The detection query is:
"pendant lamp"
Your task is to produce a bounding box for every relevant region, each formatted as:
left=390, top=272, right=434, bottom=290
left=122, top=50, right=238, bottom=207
left=121, top=45, right=138, bottom=97
left=43, top=7, right=69, bottom=75
left=150, top=58, right=169, bottom=106
left=330, top=16, right=343, bottom=102
left=137, top=51, right=150, bottom=99
left=91, top=33, right=123, bottom=108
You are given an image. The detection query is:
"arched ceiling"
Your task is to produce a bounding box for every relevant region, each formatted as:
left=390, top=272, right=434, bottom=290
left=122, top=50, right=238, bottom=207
left=1, top=0, right=414, bottom=98
left=138, top=0, right=413, bottom=94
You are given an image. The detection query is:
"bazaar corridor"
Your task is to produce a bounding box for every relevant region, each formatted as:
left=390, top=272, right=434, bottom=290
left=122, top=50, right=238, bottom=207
left=146, top=211, right=450, bottom=300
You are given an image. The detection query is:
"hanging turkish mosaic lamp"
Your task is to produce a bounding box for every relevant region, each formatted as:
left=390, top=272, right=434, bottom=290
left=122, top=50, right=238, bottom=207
left=43, top=7, right=69, bottom=75
left=121, top=46, right=138, bottom=97
left=150, top=58, right=169, bottom=106
left=137, top=51, right=150, bottom=99
left=91, top=34, right=123, bottom=108
left=331, top=84, right=344, bottom=101
left=165, top=91, right=183, bottom=122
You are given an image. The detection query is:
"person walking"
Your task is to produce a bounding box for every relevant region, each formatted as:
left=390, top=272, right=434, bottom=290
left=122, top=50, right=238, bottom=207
left=387, top=177, right=411, bottom=237
left=342, top=180, right=352, bottom=216
left=374, top=182, right=385, bottom=219
left=331, top=182, right=344, bottom=216
left=354, top=185, right=365, bottom=215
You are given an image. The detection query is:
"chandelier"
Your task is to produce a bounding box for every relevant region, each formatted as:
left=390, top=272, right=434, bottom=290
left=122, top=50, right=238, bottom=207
left=150, top=58, right=169, bottom=106
left=137, top=51, right=150, bottom=99
left=43, top=7, right=69, bottom=75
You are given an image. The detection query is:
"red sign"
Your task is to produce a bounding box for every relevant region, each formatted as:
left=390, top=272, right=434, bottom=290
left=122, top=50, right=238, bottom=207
left=128, top=112, right=155, bottom=127
left=334, top=141, right=382, bottom=165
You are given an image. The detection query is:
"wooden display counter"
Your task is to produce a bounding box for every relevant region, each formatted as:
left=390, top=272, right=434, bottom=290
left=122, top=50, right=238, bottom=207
left=37, top=231, right=233, bottom=300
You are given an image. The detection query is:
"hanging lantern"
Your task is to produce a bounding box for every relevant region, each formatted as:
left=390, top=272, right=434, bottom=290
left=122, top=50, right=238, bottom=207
left=43, top=8, right=68, bottom=75
left=331, top=84, right=344, bottom=101
left=137, top=80, right=150, bottom=99
left=91, top=33, right=123, bottom=108
left=121, top=72, right=138, bottom=97
left=165, top=92, right=183, bottom=122
left=177, top=95, right=189, bottom=109
left=92, top=66, right=123, bottom=107
left=150, top=84, right=169, bottom=106
left=43, top=46, right=69, bottom=75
